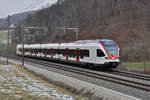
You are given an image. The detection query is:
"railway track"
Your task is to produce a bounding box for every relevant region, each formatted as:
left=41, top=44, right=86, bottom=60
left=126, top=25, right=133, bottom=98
left=111, top=69, right=150, bottom=81
left=21, top=57, right=150, bottom=92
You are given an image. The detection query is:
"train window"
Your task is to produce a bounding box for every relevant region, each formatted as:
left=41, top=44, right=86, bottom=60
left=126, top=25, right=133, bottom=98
left=33, top=49, right=35, bottom=53
left=26, top=49, right=28, bottom=53
left=32, top=49, right=34, bottom=53
left=37, top=49, right=41, bottom=53
left=73, top=55, right=75, bottom=58
left=41, top=49, right=45, bottom=54
left=53, top=49, right=58, bottom=55
left=68, top=49, right=76, bottom=57
left=80, top=50, right=89, bottom=57
left=29, top=49, right=32, bottom=53
left=47, top=49, right=51, bottom=55
left=97, top=49, right=105, bottom=57
left=24, top=49, right=27, bottom=53
left=18, top=48, right=21, bottom=52
left=29, top=49, right=31, bottom=53
left=68, top=49, right=71, bottom=57
left=76, top=49, right=80, bottom=56
left=60, top=49, right=65, bottom=56
left=72, top=50, right=76, bottom=57
left=34, top=49, right=37, bottom=53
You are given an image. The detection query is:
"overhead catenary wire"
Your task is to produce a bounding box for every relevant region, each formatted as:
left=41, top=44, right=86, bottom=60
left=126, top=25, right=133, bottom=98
left=24, top=0, right=45, bottom=11
left=23, top=0, right=42, bottom=11
left=11, top=0, right=45, bottom=15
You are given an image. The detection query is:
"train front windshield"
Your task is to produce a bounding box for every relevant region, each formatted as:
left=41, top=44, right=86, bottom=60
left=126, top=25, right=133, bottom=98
left=100, top=40, right=118, bottom=56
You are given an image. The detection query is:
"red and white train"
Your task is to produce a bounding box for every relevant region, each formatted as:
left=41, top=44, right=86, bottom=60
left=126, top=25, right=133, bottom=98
left=17, top=39, right=120, bottom=69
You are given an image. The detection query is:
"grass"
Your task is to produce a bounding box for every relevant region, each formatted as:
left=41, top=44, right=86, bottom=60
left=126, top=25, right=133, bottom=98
left=0, top=30, right=7, bottom=43
left=0, top=60, right=7, bottom=65
left=0, top=30, right=7, bottom=56
left=121, top=62, right=150, bottom=69
left=0, top=92, right=52, bottom=100
left=0, top=30, right=16, bottom=57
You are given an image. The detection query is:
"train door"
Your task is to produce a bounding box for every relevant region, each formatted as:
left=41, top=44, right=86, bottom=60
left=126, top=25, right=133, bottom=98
left=66, top=48, right=69, bottom=60
left=88, top=47, right=96, bottom=63
left=76, top=48, right=80, bottom=62
left=35, top=49, right=37, bottom=56
left=96, top=49, right=106, bottom=64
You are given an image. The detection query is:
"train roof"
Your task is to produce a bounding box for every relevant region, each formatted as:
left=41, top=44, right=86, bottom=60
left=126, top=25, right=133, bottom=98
left=74, top=39, right=114, bottom=44
left=17, top=39, right=116, bottom=47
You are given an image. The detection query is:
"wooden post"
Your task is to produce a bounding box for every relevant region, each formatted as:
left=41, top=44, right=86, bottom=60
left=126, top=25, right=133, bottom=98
left=7, top=15, right=10, bottom=65
left=22, top=24, right=24, bottom=66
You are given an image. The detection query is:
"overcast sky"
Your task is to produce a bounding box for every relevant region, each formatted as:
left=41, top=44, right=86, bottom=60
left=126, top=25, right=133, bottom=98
left=0, top=0, right=57, bottom=18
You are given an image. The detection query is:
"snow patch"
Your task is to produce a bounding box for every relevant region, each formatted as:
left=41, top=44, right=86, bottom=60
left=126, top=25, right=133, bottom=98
left=0, top=65, right=75, bottom=100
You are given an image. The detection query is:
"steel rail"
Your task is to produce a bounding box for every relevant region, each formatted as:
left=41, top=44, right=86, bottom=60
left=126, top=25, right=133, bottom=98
left=111, top=70, right=150, bottom=81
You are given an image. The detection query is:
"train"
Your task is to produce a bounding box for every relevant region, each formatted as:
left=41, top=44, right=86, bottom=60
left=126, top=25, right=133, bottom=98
left=17, top=39, right=120, bottom=69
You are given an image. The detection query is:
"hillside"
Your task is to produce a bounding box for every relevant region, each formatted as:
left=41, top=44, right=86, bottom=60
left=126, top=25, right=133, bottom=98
left=13, top=0, right=150, bottom=61
left=0, top=11, right=35, bottom=30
